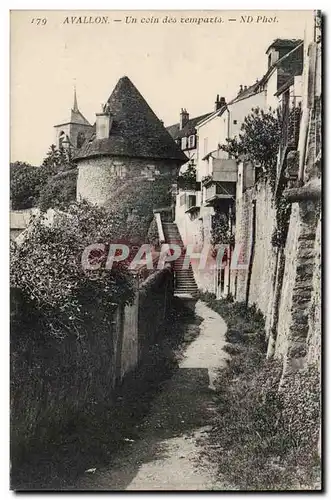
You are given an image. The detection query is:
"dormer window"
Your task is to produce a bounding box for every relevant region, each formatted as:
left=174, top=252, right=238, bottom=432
left=181, top=137, right=187, bottom=150
left=188, top=135, right=196, bottom=149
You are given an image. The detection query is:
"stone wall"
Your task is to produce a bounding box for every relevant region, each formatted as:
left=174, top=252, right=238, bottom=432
left=138, top=266, right=174, bottom=359
left=232, top=176, right=321, bottom=372
left=274, top=201, right=320, bottom=375
left=231, top=179, right=277, bottom=317
left=274, top=40, right=321, bottom=373
left=77, top=155, right=179, bottom=205
left=10, top=266, right=174, bottom=459
left=306, top=215, right=321, bottom=365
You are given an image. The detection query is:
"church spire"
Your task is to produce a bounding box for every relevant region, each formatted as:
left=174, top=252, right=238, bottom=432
left=73, top=85, right=79, bottom=112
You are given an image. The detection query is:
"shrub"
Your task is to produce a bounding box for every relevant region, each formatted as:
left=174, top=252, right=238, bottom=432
left=11, top=200, right=134, bottom=331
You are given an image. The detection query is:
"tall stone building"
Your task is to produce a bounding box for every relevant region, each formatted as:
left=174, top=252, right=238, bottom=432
left=72, top=76, right=187, bottom=205
left=54, top=88, right=93, bottom=151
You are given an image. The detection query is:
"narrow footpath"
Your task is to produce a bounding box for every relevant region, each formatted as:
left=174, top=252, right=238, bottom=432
left=75, top=300, right=229, bottom=491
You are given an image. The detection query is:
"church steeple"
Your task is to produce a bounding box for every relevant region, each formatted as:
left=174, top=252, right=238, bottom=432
left=54, top=85, right=92, bottom=150
left=73, top=85, right=79, bottom=113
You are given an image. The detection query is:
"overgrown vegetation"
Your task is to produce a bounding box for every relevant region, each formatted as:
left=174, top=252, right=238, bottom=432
left=10, top=200, right=136, bottom=478
left=198, top=291, right=321, bottom=491
left=211, top=205, right=235, bottom=248
left=271, top=105, right=302, bottom=249
left=11, top=201, right=134, bottom=330
left=104, top=176, right=172, bottom=245
left=37, top=145, right=78, bottom=211
left=177, top=163, right=197, bottom=191
left=147, top=217, right=160, bottom=249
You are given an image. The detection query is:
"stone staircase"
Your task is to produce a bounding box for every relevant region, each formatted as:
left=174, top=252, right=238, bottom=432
left=162, top=222, right=198, bottom=298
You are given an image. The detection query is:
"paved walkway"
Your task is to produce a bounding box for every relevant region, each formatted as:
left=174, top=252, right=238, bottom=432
left=75, top=300, right=229, bottom=491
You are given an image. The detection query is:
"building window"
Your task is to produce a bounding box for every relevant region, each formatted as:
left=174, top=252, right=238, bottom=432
left=77, top=132, right=85, bottom=148
left=180, top=194, right=186, bottom=206
left=233, top=120, right=237, bottom=125
left=114, top=165, right=127, bottom=178
left=187, top=195, right=196, bottom=209
left=188, top=135, right=196, bottom=149
left=59, top=131, right=66, bottom=149
left=268, top=53, right=272, bottom=68
left=181, top=137, right=187, bottom=150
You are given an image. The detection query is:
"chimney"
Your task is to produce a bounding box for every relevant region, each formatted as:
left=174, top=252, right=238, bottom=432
left=179, top=108, right=189, bottom=130
left=238, top=85, right=243, bottom=95
left=244, top=85, right=247, bottom=91
left=216, top=95, right=226, bottom=110
left=96, top=103, right=113, bottom=140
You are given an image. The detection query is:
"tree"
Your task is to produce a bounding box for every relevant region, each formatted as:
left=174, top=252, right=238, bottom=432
left=10, top=146, right=78, bottom=211
left=10, top=162, right=45, bottom=210
left=177, top=163, right=197, bottom=190
left=38, top=145, right=78, bottom=211
left=220, top=107, right=281, bottom=179
left=41, top=144, right=75, bottom=174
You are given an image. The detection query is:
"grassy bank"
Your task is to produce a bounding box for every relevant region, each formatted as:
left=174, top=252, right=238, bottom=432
left=198, top=291, right=321, bottom=491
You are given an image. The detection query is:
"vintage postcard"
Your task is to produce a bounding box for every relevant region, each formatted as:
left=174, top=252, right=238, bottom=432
left=10, top=10, right=322, bottom=491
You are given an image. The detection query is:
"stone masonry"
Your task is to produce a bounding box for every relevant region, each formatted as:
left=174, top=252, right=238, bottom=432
left=77, top=156, right=179, bottom=205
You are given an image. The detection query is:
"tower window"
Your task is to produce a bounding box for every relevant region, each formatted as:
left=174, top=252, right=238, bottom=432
left=59, top=131, right=66, bottom=149
left=77, top=132, right=85, bottom=148
left=114, top=165, right=127, bottom=178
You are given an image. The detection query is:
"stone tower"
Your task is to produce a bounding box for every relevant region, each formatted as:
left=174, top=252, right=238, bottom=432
left=54, top=87, right=93, bottom=151
left=74, top=76, right=187, bottom=205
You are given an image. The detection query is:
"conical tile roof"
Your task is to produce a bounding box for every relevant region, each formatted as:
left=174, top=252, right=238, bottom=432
left=74, top=76, right=187, bottom=163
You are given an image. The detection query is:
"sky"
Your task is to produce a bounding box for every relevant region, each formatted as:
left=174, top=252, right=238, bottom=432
left=10, top=9, right=314, bottom=165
